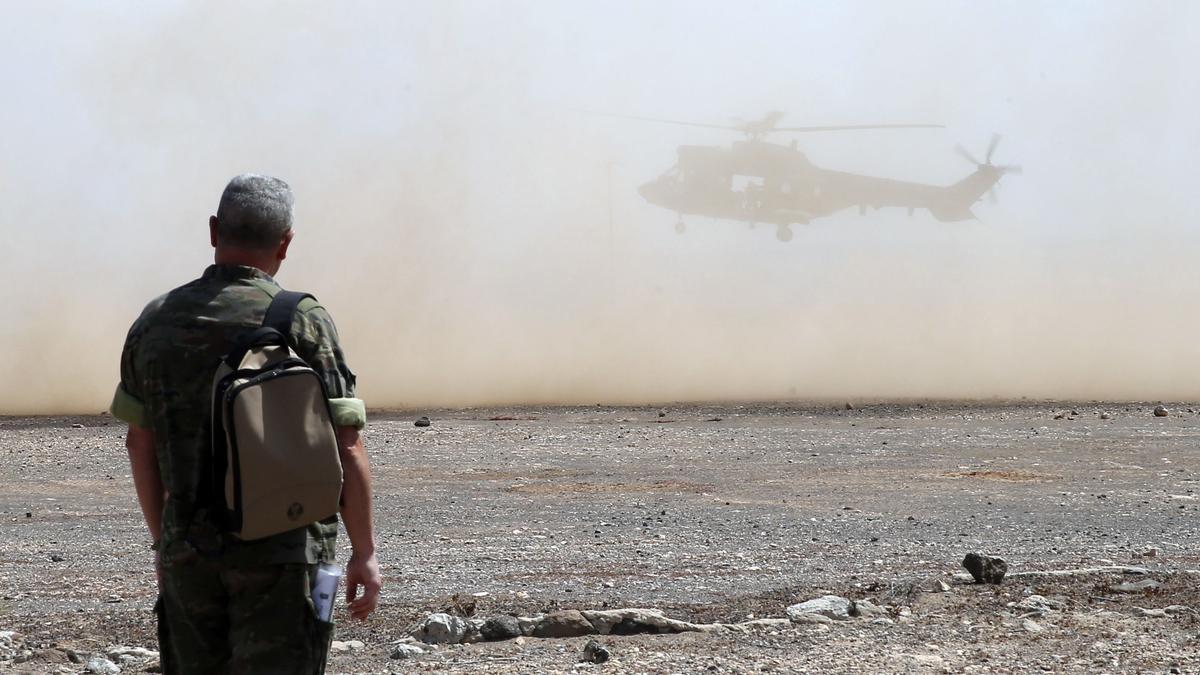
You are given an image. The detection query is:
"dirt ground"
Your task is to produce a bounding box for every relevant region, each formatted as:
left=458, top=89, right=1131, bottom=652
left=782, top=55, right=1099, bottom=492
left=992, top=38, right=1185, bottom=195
left=2, top=401, right=1198, bottom=673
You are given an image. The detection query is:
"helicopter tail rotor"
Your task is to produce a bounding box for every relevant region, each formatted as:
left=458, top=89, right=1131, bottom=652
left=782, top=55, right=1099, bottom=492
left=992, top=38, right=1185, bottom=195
left=956, top=135, right=1022, bottom=175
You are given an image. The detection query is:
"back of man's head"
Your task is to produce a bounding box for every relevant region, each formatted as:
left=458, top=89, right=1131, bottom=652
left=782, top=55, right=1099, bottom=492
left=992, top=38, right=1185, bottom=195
left=215, top=174, right=294, bottom=250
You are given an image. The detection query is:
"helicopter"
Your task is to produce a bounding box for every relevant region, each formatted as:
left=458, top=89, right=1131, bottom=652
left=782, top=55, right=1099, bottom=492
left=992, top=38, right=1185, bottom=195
left=629, top=112, right=1021, bottom=242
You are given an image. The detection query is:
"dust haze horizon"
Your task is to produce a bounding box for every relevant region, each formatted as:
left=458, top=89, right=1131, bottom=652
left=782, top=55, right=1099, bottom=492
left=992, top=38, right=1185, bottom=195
left=2, top=1, right=1198, bottom=414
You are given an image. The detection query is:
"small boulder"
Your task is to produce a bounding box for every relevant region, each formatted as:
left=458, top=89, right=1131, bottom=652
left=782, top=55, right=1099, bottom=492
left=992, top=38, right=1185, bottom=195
left=581, top=639, right=610, bottom=664
left=390, top=643, right=425, bottom=660
left=86, top=656, right=121, bottom=675
left=787, top=595, right=854, bottom=622
left=581, top=608, right=698, bottom=635
left=1013, top=595, right=1063, bottom=615
left=1154, top=406, right=1169, bottom=417
left=962, top=553, right=1008, bottom=584
left=531, top=610, right=596, bottom=638
left=480, top=615, right=522, bottom=641
left=1111, top=579, right=1160, bottom=593
left=413, top=612, right=471, bottom=644
left=414, top=416, right=432, bottom=427
left=851, top=599, right=886, bottom=618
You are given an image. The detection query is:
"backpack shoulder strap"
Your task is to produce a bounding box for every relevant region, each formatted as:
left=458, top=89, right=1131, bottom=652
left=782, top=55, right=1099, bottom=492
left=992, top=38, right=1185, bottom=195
left=263, top=290, right=315, bottom=336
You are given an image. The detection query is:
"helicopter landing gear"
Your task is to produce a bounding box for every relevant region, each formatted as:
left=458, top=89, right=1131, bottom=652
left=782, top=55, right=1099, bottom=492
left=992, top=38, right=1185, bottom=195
left=776, top=225, right=793, bottom=243
left=674, top=219, right=686, bottom=235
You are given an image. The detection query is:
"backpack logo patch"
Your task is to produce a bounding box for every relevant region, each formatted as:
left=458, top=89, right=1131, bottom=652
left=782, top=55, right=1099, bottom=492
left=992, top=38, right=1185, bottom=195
left=287, top=502, right=305, bottom=521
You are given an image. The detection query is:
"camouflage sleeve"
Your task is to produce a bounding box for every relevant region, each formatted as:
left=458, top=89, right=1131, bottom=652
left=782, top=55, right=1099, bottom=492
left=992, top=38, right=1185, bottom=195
left=110, top=323, right=148, bottom=428
left=291, top=302, right=366, bottom=429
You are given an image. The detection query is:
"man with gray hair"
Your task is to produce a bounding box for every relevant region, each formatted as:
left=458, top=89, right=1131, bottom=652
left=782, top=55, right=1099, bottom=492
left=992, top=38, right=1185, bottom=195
left=110, top=174, right=381, bottom=673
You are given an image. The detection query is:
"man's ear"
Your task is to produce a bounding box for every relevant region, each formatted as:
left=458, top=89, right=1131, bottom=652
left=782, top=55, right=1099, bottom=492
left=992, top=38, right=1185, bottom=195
left=276, top=229, right=295, bottom=261
left=209, top=216, right=219, bottom=248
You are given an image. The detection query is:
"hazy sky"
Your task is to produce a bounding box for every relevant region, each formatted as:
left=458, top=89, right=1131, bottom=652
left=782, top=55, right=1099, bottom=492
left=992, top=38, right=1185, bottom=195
left=2, top=1, right=1198, bottom=412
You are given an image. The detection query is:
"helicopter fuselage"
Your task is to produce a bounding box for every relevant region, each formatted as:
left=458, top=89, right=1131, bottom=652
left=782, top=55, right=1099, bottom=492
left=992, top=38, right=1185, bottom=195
left=637, top=140, right=1007, bottom=228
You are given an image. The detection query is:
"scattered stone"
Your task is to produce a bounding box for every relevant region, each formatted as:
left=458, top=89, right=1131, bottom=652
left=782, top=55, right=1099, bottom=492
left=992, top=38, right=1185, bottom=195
left=1137, top=608, right=1168, bottom=618
left=871, top=617, right=895, bottom=626
left=962, top=553, right=1008, bottom=584
left=1053, top=412, right=1065, bottom=420
left=329, top=640, right=364, bottom=654
left=1154, top=406, right=1169, bottom=417
left=390, top=644, right=425, bottom=660
left=107, top=646, right=158, bottom=663
left=516, top=615, right=541, bottom=636
left=1013, top=595, right=1064, bottom=615
left=480, top=615, right=522, bottom=641
left=844, top=402, right=855, bottom=411
left=531, top=610, right=596, bottom=638
left=789, top=613, right=834, bottom=625
left=1100, top=412, right=1111, bottom=420
left=1022, top=618, right=1044, bottom=633
left=786, top=595, right=854, bottom=622
left=1143, top=547, right=1158, bottom=558
left=1165, top=605, right=1194, bottom=615
left=413, top=612, right=471, bottom=644
left=581, top=639, right=610, bottom=664
left=49, top=554, right=64, bottom=562
left=851, top=599, right=886, bottom=618
left=72, top=423, right=85, bottom=429
left=894, top=654, right=944, bottom=667
left=414, top=416, right=432, bottom=427
left=86, top=655, right=121, bottom=674
left=582, top=608, right=699, bottom=635
left=1110, top=579, right=1160, bottom=593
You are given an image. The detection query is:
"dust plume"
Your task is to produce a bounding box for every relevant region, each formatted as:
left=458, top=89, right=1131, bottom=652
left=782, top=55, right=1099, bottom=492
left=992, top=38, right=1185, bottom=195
left=2, top=2, right=1199, bottom=414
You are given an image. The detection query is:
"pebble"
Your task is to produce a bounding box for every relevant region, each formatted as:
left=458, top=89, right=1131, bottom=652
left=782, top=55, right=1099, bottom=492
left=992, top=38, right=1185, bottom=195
left=414, top=416, right=432, bottom=427
left=786, top=595, right=854, bottom=622
left=1154, top=406, right=1169, bottom=417
left=1022, top=618, right=1044, bottom=633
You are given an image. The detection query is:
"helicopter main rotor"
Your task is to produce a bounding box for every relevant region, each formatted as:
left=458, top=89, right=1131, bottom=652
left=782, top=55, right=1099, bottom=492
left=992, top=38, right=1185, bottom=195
left=610, top=110, right=943, bottom=140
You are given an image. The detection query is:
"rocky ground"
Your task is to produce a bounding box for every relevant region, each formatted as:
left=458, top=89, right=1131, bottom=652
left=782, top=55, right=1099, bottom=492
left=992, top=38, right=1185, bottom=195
left=1, top=401, right=1198, bottom=673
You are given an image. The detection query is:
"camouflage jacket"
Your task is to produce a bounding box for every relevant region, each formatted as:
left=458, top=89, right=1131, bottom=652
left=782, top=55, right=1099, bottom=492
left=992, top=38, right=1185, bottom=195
left=111, top=264, right=366, bottom=566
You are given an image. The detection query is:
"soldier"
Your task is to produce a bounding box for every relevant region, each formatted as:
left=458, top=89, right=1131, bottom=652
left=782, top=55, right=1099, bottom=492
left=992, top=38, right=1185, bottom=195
left=110, top=174, right=381, bottom=673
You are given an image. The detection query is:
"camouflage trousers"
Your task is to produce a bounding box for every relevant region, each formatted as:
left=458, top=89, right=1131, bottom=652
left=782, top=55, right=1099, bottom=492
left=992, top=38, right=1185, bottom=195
left=156, top=556, right=333, bottom=674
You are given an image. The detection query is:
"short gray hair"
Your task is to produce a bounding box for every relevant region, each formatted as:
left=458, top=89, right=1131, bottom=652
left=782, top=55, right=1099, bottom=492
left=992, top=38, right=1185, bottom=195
left=215, top=174, right=294, bottom=249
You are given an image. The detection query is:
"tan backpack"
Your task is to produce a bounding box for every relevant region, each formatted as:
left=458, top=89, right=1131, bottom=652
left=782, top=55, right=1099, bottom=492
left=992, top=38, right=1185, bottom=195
left=209, top=291, right=343, bottom=540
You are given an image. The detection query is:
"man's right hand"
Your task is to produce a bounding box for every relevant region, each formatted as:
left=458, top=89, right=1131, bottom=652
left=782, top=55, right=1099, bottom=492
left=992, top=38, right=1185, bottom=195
left=344, top=550, right=381, bottom=620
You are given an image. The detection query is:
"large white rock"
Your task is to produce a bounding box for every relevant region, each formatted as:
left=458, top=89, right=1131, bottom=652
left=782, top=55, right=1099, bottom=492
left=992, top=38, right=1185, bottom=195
left=787, top=595, right=854, bottom=622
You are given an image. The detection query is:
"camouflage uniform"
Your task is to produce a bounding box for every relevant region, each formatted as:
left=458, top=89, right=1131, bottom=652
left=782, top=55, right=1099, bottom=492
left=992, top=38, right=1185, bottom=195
left=111, top=264, right=366, bottom=674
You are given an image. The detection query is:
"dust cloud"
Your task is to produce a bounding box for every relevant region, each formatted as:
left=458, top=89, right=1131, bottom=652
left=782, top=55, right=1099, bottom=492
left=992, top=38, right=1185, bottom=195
left=1, top=2, right=1199, bottom=414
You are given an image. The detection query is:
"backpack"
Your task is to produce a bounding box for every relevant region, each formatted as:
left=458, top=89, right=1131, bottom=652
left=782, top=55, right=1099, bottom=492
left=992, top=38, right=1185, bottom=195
left=209, top=290, right=344, bottom=540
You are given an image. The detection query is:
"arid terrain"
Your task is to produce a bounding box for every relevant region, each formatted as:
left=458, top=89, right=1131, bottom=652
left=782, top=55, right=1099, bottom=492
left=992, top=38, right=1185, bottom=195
left=2, top=401, right=1198, bottom=673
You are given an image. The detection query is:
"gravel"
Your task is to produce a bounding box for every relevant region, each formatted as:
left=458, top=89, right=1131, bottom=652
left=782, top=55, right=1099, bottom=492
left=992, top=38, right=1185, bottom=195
left=2, top=401, right=1199, bottom=672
